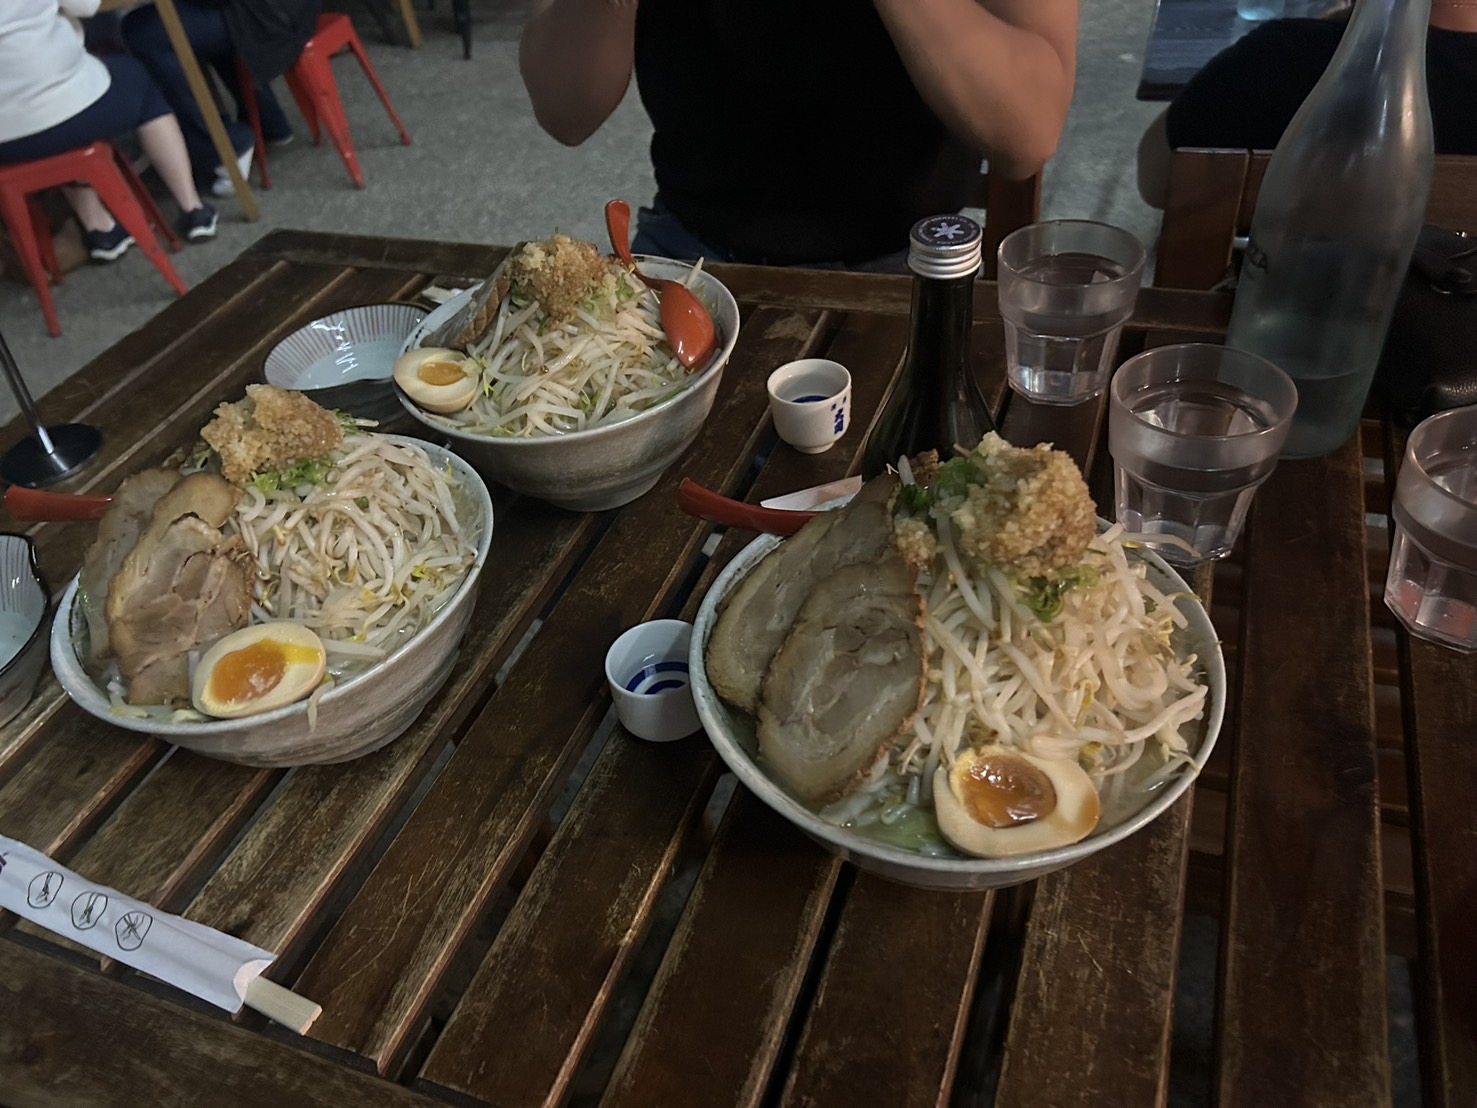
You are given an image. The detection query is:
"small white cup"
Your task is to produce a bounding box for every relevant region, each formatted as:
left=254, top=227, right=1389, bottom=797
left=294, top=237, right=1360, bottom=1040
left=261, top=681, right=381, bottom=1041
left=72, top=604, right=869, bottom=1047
left=766, top=359, right=852, bottom=454
left=604, top=619, right=702, bottom=742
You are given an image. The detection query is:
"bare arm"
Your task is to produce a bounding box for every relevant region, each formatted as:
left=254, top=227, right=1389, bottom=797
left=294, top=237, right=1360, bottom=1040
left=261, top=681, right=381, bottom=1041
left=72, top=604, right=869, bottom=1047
left=1137, top=110, right=1171, bottom=210
left=519, top=0, right=639, bottom=146
left=873, top=0, right=1078, bottom=180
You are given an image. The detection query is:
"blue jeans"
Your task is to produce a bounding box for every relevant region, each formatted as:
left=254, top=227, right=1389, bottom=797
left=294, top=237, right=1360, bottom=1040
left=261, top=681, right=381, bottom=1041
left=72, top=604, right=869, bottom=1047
left=0, top=54, right=171, bottom=165
left=122, top=1, right=292, bottom=177
left=632, top=196, right=910, bottom=274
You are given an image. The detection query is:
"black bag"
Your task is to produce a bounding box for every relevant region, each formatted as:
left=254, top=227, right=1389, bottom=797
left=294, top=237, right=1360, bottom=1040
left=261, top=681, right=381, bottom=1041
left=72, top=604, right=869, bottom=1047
left=1372, top=225, right=1477, bottom=426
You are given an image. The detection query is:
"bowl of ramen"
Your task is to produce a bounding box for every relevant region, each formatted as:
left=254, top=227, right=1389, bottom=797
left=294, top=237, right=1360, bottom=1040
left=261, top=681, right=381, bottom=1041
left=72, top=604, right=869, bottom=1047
left=688, top=437, right=1226, bottom=891
left=394, top=235, right=741, bottom=511
left=50, top=386, right=494, bottom=767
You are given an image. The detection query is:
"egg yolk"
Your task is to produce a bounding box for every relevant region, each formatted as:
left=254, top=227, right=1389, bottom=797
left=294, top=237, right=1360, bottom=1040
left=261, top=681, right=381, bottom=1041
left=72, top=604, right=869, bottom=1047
left=206, top=639, right=319, bottom=705
left=957, top=753, right=1057, bottom=828
left=417, top=360, right=468, bottom=386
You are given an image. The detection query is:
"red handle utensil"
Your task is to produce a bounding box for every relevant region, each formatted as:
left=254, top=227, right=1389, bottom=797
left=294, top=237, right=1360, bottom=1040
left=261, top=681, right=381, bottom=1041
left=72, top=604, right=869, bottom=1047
left=676, top=479, right=815, bottom=536
left=5, top=485, right=112, bottom=522
left=605, top=199, right=719, bottom=371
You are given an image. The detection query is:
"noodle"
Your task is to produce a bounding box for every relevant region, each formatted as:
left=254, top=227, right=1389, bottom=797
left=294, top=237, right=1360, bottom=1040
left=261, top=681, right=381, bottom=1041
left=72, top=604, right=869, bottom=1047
left=825, top=523, right=1208, bottom=846
left=229, top=433, right=475, bottom=662
left=432, top=264, right=697, bottom=438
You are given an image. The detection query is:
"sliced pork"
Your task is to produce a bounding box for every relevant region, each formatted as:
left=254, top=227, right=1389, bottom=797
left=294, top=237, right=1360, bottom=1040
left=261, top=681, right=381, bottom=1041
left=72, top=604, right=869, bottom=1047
left=757, top=552, right=925, bottom=803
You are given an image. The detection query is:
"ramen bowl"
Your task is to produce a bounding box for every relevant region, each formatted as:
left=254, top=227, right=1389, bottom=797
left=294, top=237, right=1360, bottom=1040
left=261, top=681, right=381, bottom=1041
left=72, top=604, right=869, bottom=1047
left=395, top=258, right=740, bottom=512
left=50, top=439, right=492, bottom=767
left=0, top=534, right=52, bottom=729
left=689, top=528, right=1227, bottom=891
left=265, top=303, right=427, bottom=423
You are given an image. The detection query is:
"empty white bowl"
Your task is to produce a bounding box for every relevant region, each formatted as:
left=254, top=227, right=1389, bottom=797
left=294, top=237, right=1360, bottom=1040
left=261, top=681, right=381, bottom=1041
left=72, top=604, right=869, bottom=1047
left=264, top=303, right=427, bottom=423
left=395, top=258, right=740, bottom=512
left=0, top=534, right=51, bottom=729
left=50, top=438, right=493, bottom=767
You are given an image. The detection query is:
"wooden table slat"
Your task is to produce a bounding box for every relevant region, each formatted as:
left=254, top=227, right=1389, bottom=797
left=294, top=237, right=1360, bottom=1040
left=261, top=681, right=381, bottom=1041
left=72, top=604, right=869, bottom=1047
left=779, top=876, right=993, bottom=1107
left=1215, top=443, right=1391, bottom=1106
left=0, top=937, right=445, bottom=1107
left=416, top=732, right=721, bottom=1104
left=601, top=790, right=843, bottom=1108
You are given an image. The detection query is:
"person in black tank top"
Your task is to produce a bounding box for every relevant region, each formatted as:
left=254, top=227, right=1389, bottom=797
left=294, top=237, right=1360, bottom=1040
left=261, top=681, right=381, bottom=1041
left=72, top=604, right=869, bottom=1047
left=522, top=0, right=1078, bottom=268
left=1137, top=1, right=1477, bottom=209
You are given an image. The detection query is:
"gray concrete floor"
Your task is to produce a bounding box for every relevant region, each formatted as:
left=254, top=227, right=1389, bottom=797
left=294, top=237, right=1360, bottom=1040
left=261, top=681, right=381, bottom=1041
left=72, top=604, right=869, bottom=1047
left=0, top=0, right=1163, bottom=427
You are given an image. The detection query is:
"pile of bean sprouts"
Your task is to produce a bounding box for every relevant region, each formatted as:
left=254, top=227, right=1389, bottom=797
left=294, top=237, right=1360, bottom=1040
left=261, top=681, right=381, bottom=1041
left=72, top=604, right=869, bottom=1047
left=821, top=522, right=1208, bottom=845
left=229, top=434, right=474, bottom=663
left=432, top=264, right=700, bottom=438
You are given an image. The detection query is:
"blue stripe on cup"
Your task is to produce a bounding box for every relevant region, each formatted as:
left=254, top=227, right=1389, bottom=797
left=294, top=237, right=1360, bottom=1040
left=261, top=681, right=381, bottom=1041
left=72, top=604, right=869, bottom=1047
left=625, top=660, right=690, bottom=694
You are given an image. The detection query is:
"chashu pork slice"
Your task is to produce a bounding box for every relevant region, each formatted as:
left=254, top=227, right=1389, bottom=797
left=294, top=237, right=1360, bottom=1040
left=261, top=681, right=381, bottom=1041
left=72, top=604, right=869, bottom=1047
left=757, top=551, right=925, bottom=804
left=705, top=473, right=898, bottom=712
left=106, top=473, right=254, bottom=706
left=78, top=467, right=182, bottom=663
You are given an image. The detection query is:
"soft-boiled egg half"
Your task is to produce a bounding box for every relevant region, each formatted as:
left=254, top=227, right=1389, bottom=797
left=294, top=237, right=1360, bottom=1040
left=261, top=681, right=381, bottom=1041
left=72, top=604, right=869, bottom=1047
left=932, top=744, right=1101, bottom=857
left=394, top=347, right=480, bottom=414
left=191, top=623, right=328, bottom=719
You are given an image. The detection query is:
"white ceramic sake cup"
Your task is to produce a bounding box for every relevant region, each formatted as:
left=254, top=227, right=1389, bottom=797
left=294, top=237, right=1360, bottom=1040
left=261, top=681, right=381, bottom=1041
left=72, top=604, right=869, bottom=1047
left=604, top=619, right=702, bottom=743
left=766, top=359, right=852, bottom=454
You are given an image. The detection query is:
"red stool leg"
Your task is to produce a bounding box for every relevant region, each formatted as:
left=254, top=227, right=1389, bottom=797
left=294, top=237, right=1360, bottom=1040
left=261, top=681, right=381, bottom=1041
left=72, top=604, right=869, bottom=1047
left=26, top=196, right=62, bottom=285
left=108, top=145, right=182, bottom=252
left=0, top=188, right=62, bottom=336
left=235, top=60, right=271, bottom=190
left=345, top=32, right=412, bottom=145
left=285, top=67, right=321, bottom=145
left=296, top=45, right=365, bottom=188
left=81, top=156, right=187, bottom=297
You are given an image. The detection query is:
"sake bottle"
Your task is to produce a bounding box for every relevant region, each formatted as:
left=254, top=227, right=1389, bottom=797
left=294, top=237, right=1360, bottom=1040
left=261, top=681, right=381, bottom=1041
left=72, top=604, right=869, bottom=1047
left=1224, top=0, right=1434, bottom=458
left=862, top=215, right=995, bottom=478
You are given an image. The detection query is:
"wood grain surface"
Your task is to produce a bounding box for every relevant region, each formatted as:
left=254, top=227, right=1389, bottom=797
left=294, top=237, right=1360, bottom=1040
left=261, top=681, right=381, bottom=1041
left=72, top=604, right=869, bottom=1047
left=0, top=230, right=1427, bottom=1106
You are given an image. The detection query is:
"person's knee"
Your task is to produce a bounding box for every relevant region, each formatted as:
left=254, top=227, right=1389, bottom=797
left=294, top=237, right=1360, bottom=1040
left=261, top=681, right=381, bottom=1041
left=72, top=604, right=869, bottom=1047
left=120, top=6, right=169, bottom=57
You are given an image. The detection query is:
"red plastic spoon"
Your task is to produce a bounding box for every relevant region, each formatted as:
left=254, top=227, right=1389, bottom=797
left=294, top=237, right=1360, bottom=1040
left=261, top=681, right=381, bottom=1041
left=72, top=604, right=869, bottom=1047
left=605, top=199, right=719, bottom=370
left=5, top=485, right=112, bottom=522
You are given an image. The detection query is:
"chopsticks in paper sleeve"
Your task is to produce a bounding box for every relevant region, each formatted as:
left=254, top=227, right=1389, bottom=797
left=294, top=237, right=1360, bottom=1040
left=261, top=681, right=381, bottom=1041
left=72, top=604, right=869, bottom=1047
left=0, top=835, right=321, bottom=1033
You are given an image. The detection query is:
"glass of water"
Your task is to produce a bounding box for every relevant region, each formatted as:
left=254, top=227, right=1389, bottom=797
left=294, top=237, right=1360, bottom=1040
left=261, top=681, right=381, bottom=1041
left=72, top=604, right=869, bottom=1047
left=997, top=220, right=1146, bottom=406
left=1384, top=407, right=1477, bottom=653
left=1108, top=343, right=1298, bottom=565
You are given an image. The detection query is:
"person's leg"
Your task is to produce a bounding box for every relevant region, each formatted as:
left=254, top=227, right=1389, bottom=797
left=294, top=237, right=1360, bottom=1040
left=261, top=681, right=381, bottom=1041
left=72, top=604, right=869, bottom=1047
left=633, top=196, right=736, bottom=263
left=121, top=2, right=254, bottom=179
left=136, top=115, right=206, bottom=214
left=59, top=185, right=112, bottom=232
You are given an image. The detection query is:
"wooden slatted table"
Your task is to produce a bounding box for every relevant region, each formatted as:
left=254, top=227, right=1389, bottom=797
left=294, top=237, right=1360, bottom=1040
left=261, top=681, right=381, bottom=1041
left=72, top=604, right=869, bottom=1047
left=0, top=230, right=1470, bottom=1107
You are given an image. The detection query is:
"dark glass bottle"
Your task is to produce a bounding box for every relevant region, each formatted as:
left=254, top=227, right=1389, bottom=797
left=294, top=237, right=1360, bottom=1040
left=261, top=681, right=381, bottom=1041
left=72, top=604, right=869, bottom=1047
left=862, top=215, right=995, bottom=478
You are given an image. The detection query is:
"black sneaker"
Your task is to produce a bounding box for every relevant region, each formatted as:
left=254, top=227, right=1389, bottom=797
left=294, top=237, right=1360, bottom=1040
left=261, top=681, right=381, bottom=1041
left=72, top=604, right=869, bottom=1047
left=83, top=224, right=134, bottom=262
left=181, top=205, right=218, bottom=241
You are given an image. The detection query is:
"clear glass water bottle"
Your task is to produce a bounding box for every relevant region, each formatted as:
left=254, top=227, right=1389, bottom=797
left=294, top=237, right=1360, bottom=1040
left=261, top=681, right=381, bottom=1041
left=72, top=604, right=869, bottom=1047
left=862, top=215, right=995, bottom=478
left=1224, top=0, right=1434, bottom=459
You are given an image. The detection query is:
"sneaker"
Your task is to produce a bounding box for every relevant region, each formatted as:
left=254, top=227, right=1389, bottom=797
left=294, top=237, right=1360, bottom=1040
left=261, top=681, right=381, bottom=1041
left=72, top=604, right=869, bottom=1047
left=83, top=224, right=134, bottom=262
left=265, top=131, right=294, bottom=149
left=180, top=204, right=218, bottom=241
left=211, top=147, right=254, bottom=198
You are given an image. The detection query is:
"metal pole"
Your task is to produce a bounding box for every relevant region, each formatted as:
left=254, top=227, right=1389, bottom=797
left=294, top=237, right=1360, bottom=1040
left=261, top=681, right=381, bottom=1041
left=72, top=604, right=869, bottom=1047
left=0, top=326, right=102, bottom=488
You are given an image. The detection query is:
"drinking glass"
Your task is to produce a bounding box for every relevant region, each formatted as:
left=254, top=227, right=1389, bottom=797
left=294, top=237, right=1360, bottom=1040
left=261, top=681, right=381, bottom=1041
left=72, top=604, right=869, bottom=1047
left=1108, top=343, right=1298, bottom=565
left=1384, top=407, right=1477, bottom=652
left=997, top=220, right=1146, bottom=406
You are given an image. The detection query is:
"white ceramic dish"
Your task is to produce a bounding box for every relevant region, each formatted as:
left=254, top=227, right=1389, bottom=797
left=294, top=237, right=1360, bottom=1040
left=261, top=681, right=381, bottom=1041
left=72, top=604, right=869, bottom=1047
left=395, top=258, right=741, bottom=512
left=50, top=438, right=493, bottom=767
left=689, top=528, right=1226, bottom=891
left=0, top=534, right=51, bottom=729
left=264, top=303, right=427, bottom=422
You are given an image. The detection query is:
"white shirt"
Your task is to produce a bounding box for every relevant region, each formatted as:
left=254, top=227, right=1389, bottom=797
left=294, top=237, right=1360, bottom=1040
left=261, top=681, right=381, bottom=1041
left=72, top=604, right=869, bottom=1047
left=0, top=0, right=110, bottom=145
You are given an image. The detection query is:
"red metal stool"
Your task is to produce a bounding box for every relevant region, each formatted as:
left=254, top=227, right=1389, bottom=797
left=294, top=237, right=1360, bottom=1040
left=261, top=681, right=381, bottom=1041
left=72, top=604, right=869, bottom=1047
left=0, top=142, right=186, bottom=338
left=243, top=13, right=412, bottom=190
